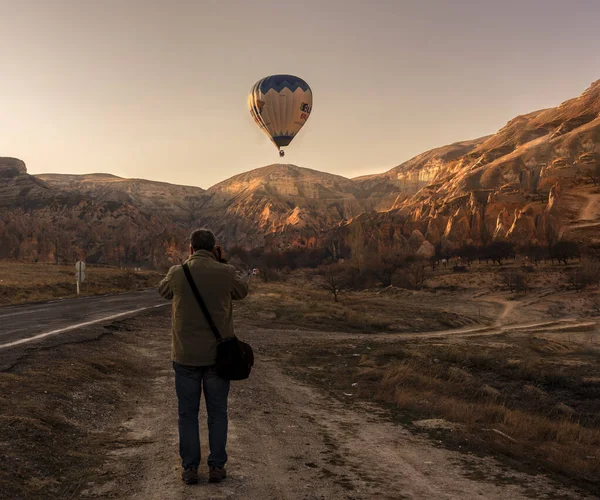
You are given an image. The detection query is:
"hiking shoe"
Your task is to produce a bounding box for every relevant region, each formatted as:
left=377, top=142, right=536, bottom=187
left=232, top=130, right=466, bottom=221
left=181, top=467, right=198, bottom=485
left=209, top=466, right=227, bottom=483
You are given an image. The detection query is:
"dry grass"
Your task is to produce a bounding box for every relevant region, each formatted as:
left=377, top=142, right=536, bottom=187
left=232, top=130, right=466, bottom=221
left=0, top=310, right=170, bottom=500
left=284, top=334, right=600, bottom=493
left=235, top=279, right=490, bottom=333
left=0, top=261, right=162, bottom=305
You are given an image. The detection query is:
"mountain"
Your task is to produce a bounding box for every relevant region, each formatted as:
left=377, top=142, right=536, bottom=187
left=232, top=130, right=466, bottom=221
left=331, top=80, right=600, bottom=255
left=353, top=137, right=489, bottom=210
left=1, top=79, right=599, bottom=265
left=0, top=166, right=202, bottom=267
left=198, top=164, right=371, bottom=249
left=37, top=173, right=206, bottom=223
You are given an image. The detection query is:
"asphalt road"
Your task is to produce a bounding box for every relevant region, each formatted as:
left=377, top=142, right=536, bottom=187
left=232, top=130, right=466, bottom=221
left=0, top=289, right=169, bottom=351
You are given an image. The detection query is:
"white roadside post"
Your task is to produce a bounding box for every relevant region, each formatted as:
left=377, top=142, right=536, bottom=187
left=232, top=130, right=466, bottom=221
left=75, top=261, right=86, bottom=296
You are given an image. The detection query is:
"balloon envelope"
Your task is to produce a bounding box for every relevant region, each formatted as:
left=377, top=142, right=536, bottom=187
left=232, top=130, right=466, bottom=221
left=248, top=75, right=313, bottom=153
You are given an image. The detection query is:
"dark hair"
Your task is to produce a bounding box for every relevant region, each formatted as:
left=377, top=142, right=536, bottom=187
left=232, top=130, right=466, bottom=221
left=190, top=228, right=216, bottom=252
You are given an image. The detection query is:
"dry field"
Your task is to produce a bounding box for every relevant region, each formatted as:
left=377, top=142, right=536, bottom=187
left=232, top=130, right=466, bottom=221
left=235, top=278, right=500, bottom=333
left=239, top=266, right=600, bottom=494
left=0, top=261, right=162, bottom=305
left=279, top=331, right=600, bottom=494
left=1, top=261, right=599, bottom=498
left=0, top=313, right=164, bottom=499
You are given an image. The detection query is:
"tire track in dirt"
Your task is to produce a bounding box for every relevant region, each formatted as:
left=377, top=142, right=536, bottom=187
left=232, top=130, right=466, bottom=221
left=80, top=320, right=593, bottom=500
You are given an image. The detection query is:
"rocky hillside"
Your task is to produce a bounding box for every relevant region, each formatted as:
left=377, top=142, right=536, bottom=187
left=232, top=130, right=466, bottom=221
left=1, top=80, right=599, bottom=265
left=353, top=137, right=488, bottom=210
left=37, top=173, right=206, bottom=223
left=329, top=80, right=600, bottom=256
left=199, top=164, right=373, bottom=249
left=0, top=158, right=62, bottom=209
left=0, top=165, right=200, bottom=267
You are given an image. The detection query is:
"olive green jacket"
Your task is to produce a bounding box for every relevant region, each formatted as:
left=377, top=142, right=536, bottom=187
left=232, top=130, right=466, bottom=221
left=158, top=250, right=249, bottom=366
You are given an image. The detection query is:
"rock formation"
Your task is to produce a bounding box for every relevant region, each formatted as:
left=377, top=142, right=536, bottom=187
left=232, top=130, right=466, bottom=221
left=198, top=164, right=370, bottom=250
left=2, top=80, right=599, bottom=264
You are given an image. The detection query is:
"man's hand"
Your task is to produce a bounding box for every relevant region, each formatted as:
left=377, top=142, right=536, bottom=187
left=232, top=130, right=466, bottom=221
left=158, top=266, right=175, bottom=300
left=213, top=245, right=225, bottom=262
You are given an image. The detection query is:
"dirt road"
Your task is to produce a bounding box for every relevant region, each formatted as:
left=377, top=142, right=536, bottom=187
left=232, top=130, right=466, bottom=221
left=78, top=312, right=590, bottom=500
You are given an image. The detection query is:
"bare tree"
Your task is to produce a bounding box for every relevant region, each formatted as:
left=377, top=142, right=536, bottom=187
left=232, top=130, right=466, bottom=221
left=585, top=164, right=600, bottom=186
left=586, top=296, right=600, bottom=316
left=550, top=241, right=581, bottom=265
left=522, top=244, right=547, bottom=266
left=533, top=188, right=548, bottom=203
left=320, top=265, right=346, bottom=302
left=407, top=259, right=429, bottom=290
left=547, top=303, right=566, bottom=318
left=367, top=250, right=407, bottom=287
left=500, top=269, right=529, bottom=294
left=485, top=241, right=516, bottom=265
left=566, top=259, right=600, bottom=292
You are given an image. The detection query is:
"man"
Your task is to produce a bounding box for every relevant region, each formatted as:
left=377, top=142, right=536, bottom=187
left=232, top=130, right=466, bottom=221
left=158, top=228, right=249, bottom=485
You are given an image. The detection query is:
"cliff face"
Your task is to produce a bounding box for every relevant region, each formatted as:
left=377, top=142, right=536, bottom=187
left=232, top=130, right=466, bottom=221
left=353, top=138, right=488, bottom=210
left=0, top=157, right=57, bottom=208
left=332, top=80, right=600, bottom=255
left=0, top=157, right=27, bottom=176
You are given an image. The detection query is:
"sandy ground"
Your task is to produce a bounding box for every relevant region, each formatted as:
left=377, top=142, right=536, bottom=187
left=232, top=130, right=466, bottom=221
left=77, top=305, right=594, bottom=500
left=579, top=191, right=599, bottom=222
left=3, top=276, right=597, bottom=499
left=567, top=189, right=600, bottom=232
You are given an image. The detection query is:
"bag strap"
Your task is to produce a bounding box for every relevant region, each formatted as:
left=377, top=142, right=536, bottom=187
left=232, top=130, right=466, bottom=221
left=182, top=262, right=222, bottom=341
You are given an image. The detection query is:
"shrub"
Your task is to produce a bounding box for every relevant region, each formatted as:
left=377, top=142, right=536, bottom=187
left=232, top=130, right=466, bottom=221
left=363, top=251, right=409, bottom=287
left=318, top=263, right=349, bottom=302
left=521, top=264, right=536, bottom=273
left=394, top=259, right=430, bottom=290
left=259, top=267, right=282, bottom=283
left=565, top=259, right=600, bottom=292
left=547, top=303, right=566, bottom=318
left=500, top=269, right=529, bottom=293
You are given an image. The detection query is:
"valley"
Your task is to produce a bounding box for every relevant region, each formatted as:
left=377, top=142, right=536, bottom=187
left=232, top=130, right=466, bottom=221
left=2, top=4, right=598, bottom=500
left=1, top=265, right=598, bottom=499
left=1, top=75, right=599, bottom=500
left=1, top=80, right=599, bottom=268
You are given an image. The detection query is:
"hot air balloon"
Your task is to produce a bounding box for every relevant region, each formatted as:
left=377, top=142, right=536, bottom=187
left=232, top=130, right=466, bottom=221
left=248, top=74, right=313, bottom=157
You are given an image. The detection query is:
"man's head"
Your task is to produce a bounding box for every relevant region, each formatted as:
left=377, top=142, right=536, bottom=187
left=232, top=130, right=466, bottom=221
left=189, top=228, right=216, bottom=253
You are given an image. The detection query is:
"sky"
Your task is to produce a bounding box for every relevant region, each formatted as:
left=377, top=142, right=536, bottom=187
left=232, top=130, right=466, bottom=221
left=0, top=0, right=599, bottom=189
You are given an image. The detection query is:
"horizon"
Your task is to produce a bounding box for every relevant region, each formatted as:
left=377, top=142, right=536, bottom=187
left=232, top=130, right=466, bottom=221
left=1, top=0, right=599, bottom=189
left=21, top=76, right=598, bottom=190
left=34, top=160, right=393, bottom=189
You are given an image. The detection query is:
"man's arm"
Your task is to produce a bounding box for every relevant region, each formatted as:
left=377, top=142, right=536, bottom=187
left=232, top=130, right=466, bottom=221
left=231, top=269, right=249, bottom=300
left=158, top=266, right=176, bottom=300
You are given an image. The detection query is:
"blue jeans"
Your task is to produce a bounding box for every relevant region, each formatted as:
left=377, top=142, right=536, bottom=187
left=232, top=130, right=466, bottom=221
left=173, top=362, right=230, bottom=469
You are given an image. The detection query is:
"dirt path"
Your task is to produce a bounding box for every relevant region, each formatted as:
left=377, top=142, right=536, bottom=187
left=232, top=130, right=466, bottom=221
left=80, top=320, right=591, bottom=500
left=570, top=191, right=600, bottom=229
left=580, top=192, right=598, bottom=221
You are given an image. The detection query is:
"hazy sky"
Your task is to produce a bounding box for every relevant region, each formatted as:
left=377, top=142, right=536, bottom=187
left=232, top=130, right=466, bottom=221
left=0, top=0, right=598, bottom=188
